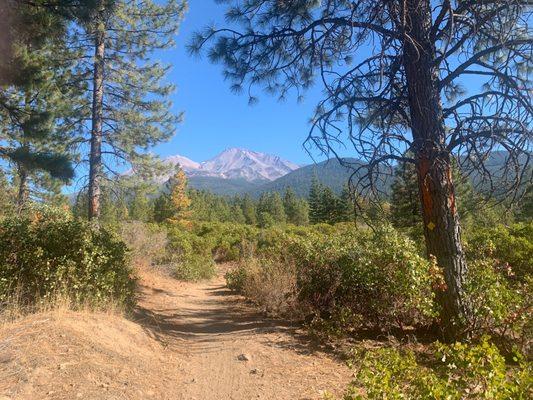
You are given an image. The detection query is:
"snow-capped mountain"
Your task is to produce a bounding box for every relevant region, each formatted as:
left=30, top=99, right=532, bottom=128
left=165, top=148, right=299, bottom=182
left=164, top=155, right=200, bottom=172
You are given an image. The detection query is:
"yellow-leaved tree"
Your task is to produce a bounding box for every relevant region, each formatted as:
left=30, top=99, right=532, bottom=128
left=153, top=167, right=192, bottom=227
left=167, top=168, right=192, bottom=227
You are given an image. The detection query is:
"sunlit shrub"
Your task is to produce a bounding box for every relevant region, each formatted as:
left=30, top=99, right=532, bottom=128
left=228, top=224, right=436, bottom=331
left=465, top=222, right=532, bottom=281
left=165, top=226, right=216, bottom=281
left=0, top=208, right=136, bottom=309
left=174, top=253, right=216, bottom=281
left=292, top=225, right=436, bottom=331
left=344, top=337, right=532, bottom=399
left=465, top=259, right=531, bottom=353
left=194, top=222, right=260, bottom=262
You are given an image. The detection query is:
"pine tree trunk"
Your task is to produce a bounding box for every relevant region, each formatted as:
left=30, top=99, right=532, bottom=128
left=402, top=0, right=470, bottom=340
left=16, top=166, right=29, bottom=213
left=88, top=10, right=105, bottom=221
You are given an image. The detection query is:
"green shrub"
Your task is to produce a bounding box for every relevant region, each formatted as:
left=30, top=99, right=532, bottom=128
left=0, top=208, right=136, bottom=309
left=225, top=264, right=248, bottom=292
left=227, top=224, right=436, bottom=332
left=291, top=225, right=436, bottom=331
left=165, top=227, right=216, bottom=281
left=465, top=222, right=532, bottom=281
left=174, top=253, right=216, bottom=281
left=464, top=259, right=531, bottom=352
left=194, top=222, right=259, bottom=262
left=344, top=338, right=532, bottom=399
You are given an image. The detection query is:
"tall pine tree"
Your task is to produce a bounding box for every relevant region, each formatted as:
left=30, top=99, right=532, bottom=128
left=76, top=0, right=187, bottom=220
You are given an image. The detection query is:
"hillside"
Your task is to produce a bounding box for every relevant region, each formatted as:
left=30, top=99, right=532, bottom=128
left=188, top=176, right=262, bottom=196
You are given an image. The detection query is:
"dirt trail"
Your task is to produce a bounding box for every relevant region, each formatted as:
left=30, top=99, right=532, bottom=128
left=0, top=267, right=352, bottom=400
left=134, top=267, right=352, bottom=399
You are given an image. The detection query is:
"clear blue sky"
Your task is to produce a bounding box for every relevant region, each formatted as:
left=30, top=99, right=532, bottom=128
left=152, top=1, right=489, bottom=166
left=152, top=1, right=337, bottom=165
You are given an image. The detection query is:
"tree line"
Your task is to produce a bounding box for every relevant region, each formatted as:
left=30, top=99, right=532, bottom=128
left=67, top=161, right=530, bottom=230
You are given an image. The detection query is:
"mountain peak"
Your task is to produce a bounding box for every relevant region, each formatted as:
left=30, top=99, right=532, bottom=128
left=164, top=148, right=299, bottom=182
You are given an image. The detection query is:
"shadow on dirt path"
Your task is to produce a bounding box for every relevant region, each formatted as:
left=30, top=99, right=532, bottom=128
left=132, top=267, right=352, bottom=399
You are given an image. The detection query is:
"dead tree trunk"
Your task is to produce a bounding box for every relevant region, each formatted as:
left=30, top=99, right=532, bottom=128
left=88, top=9, right=105, bottom=221
left=402, top=0, right=470, bottom=340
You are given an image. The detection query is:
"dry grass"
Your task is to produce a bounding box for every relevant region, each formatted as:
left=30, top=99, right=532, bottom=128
left=119, top=221, right=169, bottom=270
left=0, top=289, right=125, bottom=327
left=238, top=258, right=300, bottom=318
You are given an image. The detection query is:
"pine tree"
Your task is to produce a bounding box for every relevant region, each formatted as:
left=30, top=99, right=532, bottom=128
left=284, top=187, right=309, bottom=226
left=0, top=3, right=83, bottom=209
left=153, top=194, right=171, bottom=224
left=128, top=182, right=156, bottom=222
left=283, top=187, right=298, bottom=224
left=0, top=170, right=15, bottom=218
left=229, top=202, right=246, bottom=225
left=516, top=184, right=532, bottom=222
left=241, top=194, right=257, bottom=225
left=390, top=160, right=421, bottom=229
left=293, top=199, right=310, bottom=226
left=257, top=192, right=286, bottom=227
left=319, top=187, right=340, bottom=225
left=308, top=177, right=324, bottom=224
left=338, top=185, right=355, bottom=223
left=78, top=0, right=187, bottom=220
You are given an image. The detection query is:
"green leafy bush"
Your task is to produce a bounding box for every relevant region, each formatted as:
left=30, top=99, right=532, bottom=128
left=465, top=259, right=531, bottom=349
left=174, top=253, right=216, bottom=281
left=226, top=224, right=436, bottom=332
left=0, top=208, right=136, bottom=308
left=344, top=338, right=532, bottom=399
left=225, top=264, right=248, bottom=292
left=465, top=222, right=532, bottom=281
left=165, top=227, right=216, bottom=281
left=194, top=222, right=259, bottom=262
left=293, top=225, right=436, bottom=331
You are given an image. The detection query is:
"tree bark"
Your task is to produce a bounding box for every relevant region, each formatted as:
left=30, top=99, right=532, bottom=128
left=88, top=8, right=105, bottom=221
left=401, top=0, right=470, bottom=341
left=16, top=165, right=29, bottom=213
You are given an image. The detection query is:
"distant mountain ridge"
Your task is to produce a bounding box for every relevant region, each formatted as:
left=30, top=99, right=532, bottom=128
left=161, top=149, right=528, bottom=197
left=253, top=158, right=366, bottom=197
left=164, top=148, right=299, bottom=183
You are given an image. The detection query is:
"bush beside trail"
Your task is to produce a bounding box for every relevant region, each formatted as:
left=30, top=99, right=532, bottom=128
left=0, top=206, right=136, bottom=311
left=224, top=222, right=531, bottom=349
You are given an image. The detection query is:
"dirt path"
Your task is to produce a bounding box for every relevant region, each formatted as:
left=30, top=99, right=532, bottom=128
left=134, top=267, right=352, bottom=400
left=0, top=267, right=352, bottom=400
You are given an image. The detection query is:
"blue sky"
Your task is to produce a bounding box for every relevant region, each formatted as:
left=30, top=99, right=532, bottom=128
left=152, top=1, right=335, bottom=165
